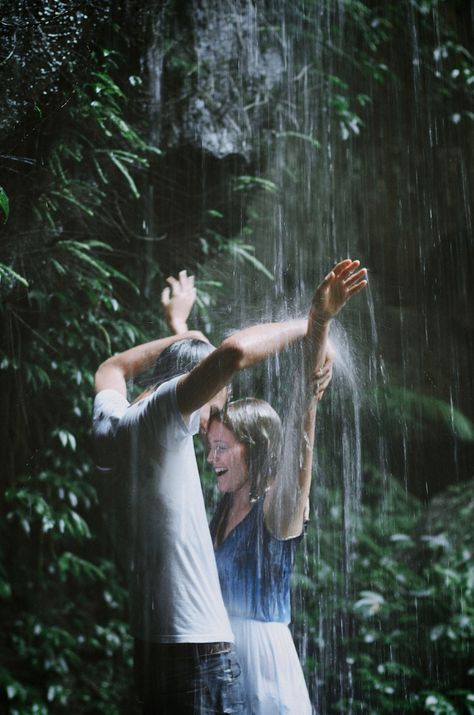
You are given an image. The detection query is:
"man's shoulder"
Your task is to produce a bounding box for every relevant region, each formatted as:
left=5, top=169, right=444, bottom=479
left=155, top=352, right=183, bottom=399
left=139, top=376, right=200, bottom=443
left=93, top=389, right=129, bottom=418
left=92, top=389, right=129, bottom=442
left=92, top=390, right=130, bottom=470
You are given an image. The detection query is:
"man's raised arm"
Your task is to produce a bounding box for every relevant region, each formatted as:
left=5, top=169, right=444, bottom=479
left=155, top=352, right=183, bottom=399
left=94, top=330, right=207, bottom=397
left=95, top=269, right=205, bottom=397
left=176, top=319, right=307, bottom=417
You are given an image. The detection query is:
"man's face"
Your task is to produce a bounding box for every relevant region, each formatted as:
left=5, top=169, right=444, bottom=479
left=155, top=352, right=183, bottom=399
left=199, top=387, right=228, bottom=435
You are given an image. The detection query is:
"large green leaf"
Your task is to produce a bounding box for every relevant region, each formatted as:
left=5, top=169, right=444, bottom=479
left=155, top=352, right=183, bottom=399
left=0, top=186, right=9, bottom=222
left=375, top=386, right=474, bottom=442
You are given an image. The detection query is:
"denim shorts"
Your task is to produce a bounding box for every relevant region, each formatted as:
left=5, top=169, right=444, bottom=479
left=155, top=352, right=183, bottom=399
left=134, top=639, right=245, bottom=714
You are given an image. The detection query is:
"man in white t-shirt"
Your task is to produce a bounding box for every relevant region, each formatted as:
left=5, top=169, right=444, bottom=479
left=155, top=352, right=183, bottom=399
left=92, top=272, right=309, bottom=714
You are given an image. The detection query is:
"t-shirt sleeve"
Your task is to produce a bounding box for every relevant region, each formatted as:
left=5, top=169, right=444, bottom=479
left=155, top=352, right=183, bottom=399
left=125, top=376, right=201, bottom=449
left=92, top=389, right=130, bottom=468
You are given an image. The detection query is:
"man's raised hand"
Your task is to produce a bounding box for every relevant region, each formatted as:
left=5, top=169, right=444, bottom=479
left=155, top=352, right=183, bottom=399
left=161, top=270, right=197, bottom=334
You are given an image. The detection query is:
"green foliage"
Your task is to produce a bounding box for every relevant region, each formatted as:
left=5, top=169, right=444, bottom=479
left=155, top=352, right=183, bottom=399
left=375, top=387, right=474, bottom=442
left=227, top=239, right=274, bottom=282
left=233, top=175, right=279, bottom=194
left=34, top=48, right=159, bottom=237
left=274, top=131, right=321, bottom=149
left=0, top=43, right=154, bottom=714
left=0, top=263, right=29, bottom=288
left=294, top=473, right=474, bottom=713
left=0, top=186, right=9, bottom=223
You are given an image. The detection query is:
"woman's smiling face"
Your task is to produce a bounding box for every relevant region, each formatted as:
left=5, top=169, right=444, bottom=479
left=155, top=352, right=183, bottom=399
left=206, top=421, right=249, bottom=494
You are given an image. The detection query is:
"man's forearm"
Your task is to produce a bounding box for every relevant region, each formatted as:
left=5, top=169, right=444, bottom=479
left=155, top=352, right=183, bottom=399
left=224, top=318, right=308, bottom=370
left=176, top=319, right=308, bottom=417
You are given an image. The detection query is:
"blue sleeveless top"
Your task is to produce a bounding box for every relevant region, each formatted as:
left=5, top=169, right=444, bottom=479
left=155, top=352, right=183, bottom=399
left=211, top=500, right=302, bottom=624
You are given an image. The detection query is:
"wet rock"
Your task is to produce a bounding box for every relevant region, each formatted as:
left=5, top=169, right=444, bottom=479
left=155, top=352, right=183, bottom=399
left=148, top=0, right=284, bottom=159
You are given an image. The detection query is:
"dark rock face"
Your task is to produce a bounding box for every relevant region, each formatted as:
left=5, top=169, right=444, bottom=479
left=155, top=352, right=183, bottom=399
left=148, top=0, right=284, bottom=158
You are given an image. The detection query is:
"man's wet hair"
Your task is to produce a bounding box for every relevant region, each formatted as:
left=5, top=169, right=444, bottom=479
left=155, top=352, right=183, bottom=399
left=151, top=338, right=215, bottom=389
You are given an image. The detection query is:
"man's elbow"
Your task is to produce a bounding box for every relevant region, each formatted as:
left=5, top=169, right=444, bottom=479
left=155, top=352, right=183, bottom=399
left=94, top=365, right=106, bottom=393
left=218, top=337, right=247, bottom=372
left=94, top=359, right=126, bottom=395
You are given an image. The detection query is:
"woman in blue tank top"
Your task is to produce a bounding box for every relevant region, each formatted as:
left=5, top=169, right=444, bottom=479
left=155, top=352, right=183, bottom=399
left=207, top=260, right=368, bottom=714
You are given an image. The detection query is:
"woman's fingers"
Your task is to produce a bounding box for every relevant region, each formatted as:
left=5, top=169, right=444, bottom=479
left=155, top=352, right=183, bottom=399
left=314, top=367, right=331, bottom=390
left=317, top=373, right=331, bottom=392
left=312, top=357, right=333, bottom=399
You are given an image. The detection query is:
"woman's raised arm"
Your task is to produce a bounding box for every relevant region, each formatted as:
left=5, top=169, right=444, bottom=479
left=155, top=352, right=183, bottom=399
left=265, top=260, right=367, bottom=539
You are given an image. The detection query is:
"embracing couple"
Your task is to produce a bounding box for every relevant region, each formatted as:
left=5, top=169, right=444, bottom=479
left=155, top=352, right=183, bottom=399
left=92, top=260, right=367, bottom=714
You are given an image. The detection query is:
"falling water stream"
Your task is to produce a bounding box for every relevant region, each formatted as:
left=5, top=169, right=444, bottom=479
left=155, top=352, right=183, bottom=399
left=141, top=1, right=473, bottom=712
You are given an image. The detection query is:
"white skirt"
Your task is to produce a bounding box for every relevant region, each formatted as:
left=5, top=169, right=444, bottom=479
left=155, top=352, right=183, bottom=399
left=230, top=617, right=313, bottom=715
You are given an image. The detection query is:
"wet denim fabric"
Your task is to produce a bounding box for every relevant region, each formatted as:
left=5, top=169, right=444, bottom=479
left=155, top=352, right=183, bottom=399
left=134, top=640, right=245, bottom=714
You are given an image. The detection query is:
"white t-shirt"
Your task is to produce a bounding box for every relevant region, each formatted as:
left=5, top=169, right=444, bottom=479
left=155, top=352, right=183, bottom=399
left=92, top=376, right=234, bottom=644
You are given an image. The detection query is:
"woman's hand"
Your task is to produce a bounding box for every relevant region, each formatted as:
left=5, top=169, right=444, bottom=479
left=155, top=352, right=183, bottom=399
left=312, top=350, right=333, bottom=401
left=310, top=259, right=367, bottom=326
left=161, top=270, right=197, bottom=334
